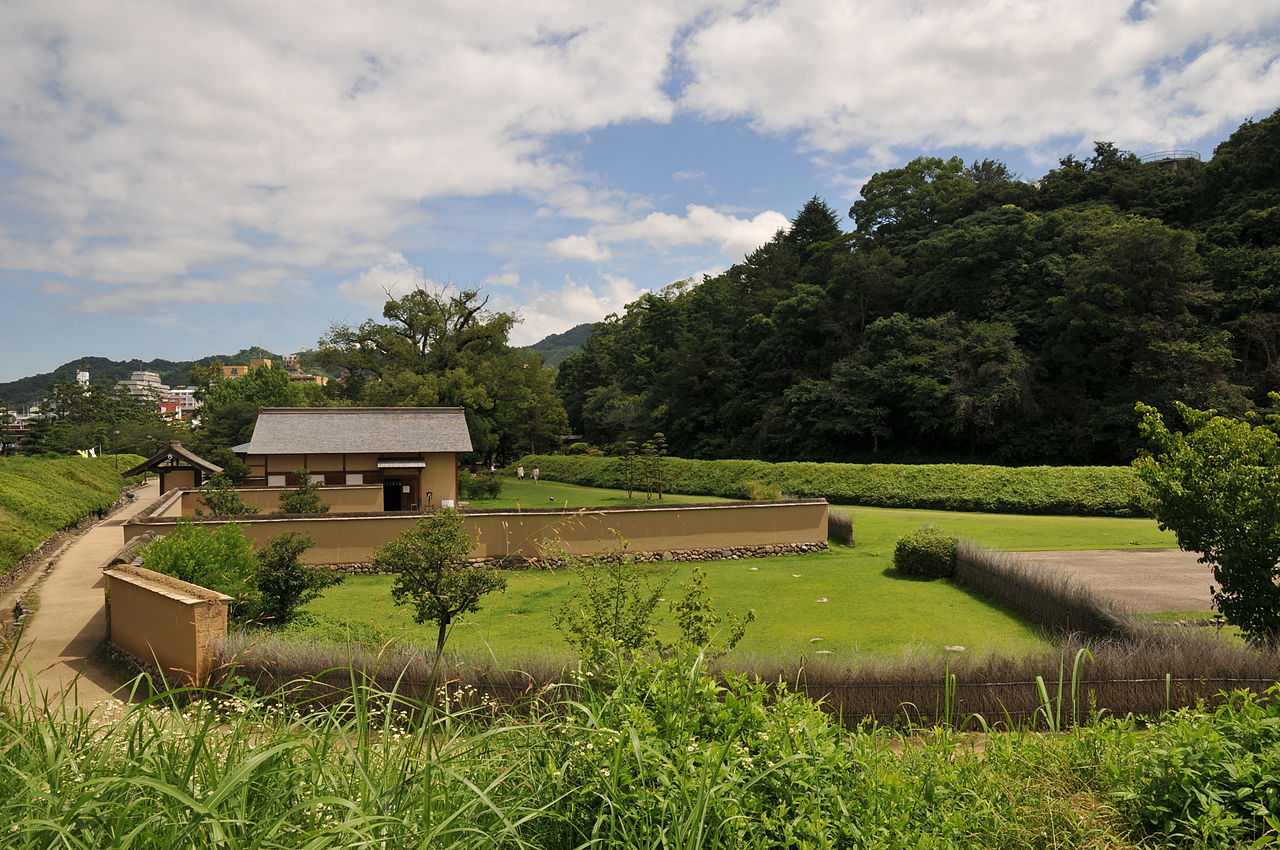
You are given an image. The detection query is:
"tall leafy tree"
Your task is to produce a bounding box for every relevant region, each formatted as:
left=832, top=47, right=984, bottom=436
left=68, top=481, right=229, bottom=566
left=317, top=286, right=566, bottom=461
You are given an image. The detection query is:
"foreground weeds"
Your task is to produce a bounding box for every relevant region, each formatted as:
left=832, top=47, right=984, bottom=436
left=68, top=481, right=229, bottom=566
left=2, top=654, right=1278, bottom=848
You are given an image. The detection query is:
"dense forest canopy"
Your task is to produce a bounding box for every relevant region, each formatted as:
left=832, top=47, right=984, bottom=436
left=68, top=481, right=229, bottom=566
left=557, top=108, right=1280, bottom=465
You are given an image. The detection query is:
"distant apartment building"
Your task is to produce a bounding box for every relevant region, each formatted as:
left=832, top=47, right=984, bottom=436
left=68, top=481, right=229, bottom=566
left=222, top=355, right=328, bottom=386
left=117, top=370, right=170, bottom=399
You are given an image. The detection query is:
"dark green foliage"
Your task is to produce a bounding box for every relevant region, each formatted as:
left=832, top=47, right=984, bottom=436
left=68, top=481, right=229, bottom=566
left=196, top=472, right=259, bottom=516
left=256, top=532, right=341, bottom=625
left=276, top=469, right=328, bottom=515
left=315, top=286, right=567, bottom=463
left=457, top=472, right=502, bottom=500
left=0, top=455, right=144, bottom=575
left=893, top=528, right=959, bottom=579
left=138, top=521, right=262, bottom=621
left=375, top=508, right=506, bottom=655
left=523, top=321, right=598, bottom=367
left=558, top=109, right=1280, bottom=466
left=554, top=547, right=668, bottom=667
left=1136, top=400, right=1280, bottom=647
left=513, top=453, right=1150, bottom=516
left=1116, top=687, right=1280, bottom=846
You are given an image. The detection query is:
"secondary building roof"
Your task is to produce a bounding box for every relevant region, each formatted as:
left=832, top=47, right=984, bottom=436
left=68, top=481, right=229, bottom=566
left=121, top=442, right=223, bottom=478
left=232, top=407, right=473, bottom=455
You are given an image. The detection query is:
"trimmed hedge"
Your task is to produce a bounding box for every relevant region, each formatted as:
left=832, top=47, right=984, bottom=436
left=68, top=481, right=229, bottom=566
left=893, top=528, right=959, bottom=579
left=0, top=455, right=145, bottom=576
left=511, top=454, right=1150, bottom=517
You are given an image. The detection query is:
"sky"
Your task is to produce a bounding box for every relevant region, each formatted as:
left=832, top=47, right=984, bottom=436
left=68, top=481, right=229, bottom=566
left=2, top=0, right=1279, bottom=383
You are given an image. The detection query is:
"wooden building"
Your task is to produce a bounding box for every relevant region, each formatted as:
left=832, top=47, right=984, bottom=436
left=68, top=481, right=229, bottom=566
left=233, top=407, right=471, bottom=510
left=121, top=442, right=223, bottom=492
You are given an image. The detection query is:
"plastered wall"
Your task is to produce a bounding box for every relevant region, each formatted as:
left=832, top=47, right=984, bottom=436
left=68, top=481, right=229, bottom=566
left=103, top=564, right=231, bottom=685
left=124, top=500, right=830, bottom=565
left=180, top=485, right=385, bottom=515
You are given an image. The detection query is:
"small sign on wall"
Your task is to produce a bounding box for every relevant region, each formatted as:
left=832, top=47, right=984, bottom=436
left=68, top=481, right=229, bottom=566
left=402, top=485, right=411, bottom=493
left=268, top=475, right=286, bottom=487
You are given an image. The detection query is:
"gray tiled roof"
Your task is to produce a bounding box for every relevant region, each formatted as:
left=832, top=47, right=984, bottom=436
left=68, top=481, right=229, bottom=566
left=237, top=407, right=473, bottom=455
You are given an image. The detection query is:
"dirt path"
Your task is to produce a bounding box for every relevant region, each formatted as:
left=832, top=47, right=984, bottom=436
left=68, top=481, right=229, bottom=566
left=1013, top=548, right=1212, bottom=613
left=10, top=479, right=159, bottom=708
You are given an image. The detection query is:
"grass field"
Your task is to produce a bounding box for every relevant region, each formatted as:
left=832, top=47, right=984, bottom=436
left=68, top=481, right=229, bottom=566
left=297, top=478, right=1185, bottom=663
left=463, top=478, right=736, bottom=510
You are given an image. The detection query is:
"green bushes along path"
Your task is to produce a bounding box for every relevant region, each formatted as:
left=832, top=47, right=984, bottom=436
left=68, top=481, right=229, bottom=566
left=514, top=454, right=1150, bottom=517
left=0, top=455, right=143, bottom=576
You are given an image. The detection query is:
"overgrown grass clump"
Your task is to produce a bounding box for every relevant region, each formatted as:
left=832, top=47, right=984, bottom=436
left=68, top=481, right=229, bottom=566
left=515, top=454, right=1149, bottom=517
left=5, top=654, right=1279, bottom=847
left=0, top=455, right=144, bottom=576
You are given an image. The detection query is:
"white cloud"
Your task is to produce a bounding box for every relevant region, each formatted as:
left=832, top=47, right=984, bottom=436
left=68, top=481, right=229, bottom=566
left=339, top=252, right=426, bottom=303
left=682, top=0, right=1280, bottom=157
left=0, top=1, right=721, bottom=312
left=504, top=274, right=646, bottom=345
left=547, top=234, right=613, bottom=262
left=554, top=204, right=789, bottom=263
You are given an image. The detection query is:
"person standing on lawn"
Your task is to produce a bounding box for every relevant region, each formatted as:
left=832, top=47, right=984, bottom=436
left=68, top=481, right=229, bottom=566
left=517, top=465, right=525, bottom=480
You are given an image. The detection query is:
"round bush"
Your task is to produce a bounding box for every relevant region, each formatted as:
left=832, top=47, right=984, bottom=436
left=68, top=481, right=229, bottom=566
left=893, top=528, right=959, bottom=579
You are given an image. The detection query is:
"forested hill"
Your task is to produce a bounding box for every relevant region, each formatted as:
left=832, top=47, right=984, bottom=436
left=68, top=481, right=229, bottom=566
left=557, top=108, right=1280, bottom=466
left=0, top=347, right=281, bottom=408
left=524, top=322, right=598, bottom=367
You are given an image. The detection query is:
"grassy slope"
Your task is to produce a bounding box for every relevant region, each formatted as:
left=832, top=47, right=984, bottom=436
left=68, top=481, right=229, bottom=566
left=0, top=455, right=144, bottom=575
left=464, top=478, right=736, bottom=510
left=304, top=478, right=1181, bottom=662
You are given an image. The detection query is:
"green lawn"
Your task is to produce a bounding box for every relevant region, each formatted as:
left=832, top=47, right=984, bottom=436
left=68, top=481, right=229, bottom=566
left=464, top=478, right=735, bottom=511
left=842, top=505, right=1176, bottom=551
left=300, top=477, right=1180, bottom=664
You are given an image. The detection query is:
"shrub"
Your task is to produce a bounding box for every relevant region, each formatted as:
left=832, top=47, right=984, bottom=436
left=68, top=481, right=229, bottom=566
left=457, top=471, right=503, bottom=501
left=827, top=509, right=854, bottom=546
left=138, top=520, right=262, bottom=621
left=893, top=527, right=959, bottom=579
left=742, top=479, right=781, bottom=500
left=276, top=469, right=328, bottom=515
left=256, top=532, right=341, bottom=626
left=196, top=472, right=259, bottom=516
left=1116, top=686, right=1280, bottom=846
left=509, top=454, right=1149, bottom=516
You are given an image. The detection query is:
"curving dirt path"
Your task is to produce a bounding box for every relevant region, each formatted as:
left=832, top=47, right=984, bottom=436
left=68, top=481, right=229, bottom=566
left=10, top=479, right=159, bottom=708
left=1013, top=547, right=1213, bottom=613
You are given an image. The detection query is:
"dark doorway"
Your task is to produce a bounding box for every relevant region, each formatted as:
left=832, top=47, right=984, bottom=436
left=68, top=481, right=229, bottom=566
left=383, top=477, right=402, bottom=511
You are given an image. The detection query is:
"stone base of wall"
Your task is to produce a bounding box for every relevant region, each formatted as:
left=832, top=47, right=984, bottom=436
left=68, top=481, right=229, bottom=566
left=317, top=540, right=829, bottom=574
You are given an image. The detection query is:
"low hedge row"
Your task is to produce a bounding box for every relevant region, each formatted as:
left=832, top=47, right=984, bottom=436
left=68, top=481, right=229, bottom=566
left=511, top=454, right=1150, bottom=517
left=0, top=455, right=145, bottom=576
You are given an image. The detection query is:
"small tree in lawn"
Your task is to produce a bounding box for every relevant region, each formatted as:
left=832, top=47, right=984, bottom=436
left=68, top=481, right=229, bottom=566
left=277, top=468, right=329, bottom=514
left=256, top=532, right=342, bottom=625
left=639, top=432, right=667, bottom=501
left=374, top=508, right=506, bottom=657
left=1136, top=400, right=1280, bottom=648
left=617, top=439, right=639, bottom=499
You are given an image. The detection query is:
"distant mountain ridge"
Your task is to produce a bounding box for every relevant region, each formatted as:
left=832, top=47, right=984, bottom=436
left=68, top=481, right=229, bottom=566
left=0, top=347, right=282, bottom=409
left=0, top=325, right=598, bottom=409
left=525, top=322, right=597, bottom=367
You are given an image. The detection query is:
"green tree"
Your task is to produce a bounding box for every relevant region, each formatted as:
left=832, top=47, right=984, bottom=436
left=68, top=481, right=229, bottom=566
left=276, top=469, right=329, bottom=515
left=256, top=532, right=341, bottom=625
left=1135, top=401, right=1280, bottom=647
left=373, top=508, right=505, bottom=656
left=196, top=472, right=259, bottom=516
left=316, top=285, right=567, bottom=463
left=192, top=362, right=305, bottom=465
left=554, top=546, right=668, bottom=667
